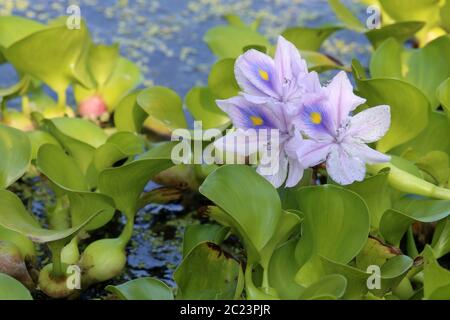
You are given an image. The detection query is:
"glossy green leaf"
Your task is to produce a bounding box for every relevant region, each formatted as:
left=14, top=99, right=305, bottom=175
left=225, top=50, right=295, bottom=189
left=137, top=86, right=186, bottom=135
left=268, top=240, right=304, bottom=300
left=114, top=91, right=148, bottom=133
left=294, top=185, right=370, bottom=286
left=27, top=130, right=60, bottom=160
left=0, top=226, right=35, bottom=259
left=75, top=57, right=142, bottom=111
left=354, top=75, right=430, bottom=153
left=423, top=245, right=450, bottom=299
left=199, top=165, right=282, bottom=261
left=371, top=255, right=414, bottom=297
left=174, top=242, right=244, bottom=300
left=106, top=277, right=174, bottom=300
left=5, top=23, right=93, bottom=93
left=379, top=0, right=441, bottom=23
left=365, top=21, right=425, bottom=49
left=0, top=124, right=31, bottom=189
left=282, top=26, right=341, bottom=51
left=98, top=155, right=173, bottom=215
left=356, top=238, right=398, bottom=271
left=0, top=190, right=100, bottom=243
left=380, top=197, right=450, bottom=246
left=404, top=35, right=450, bottom=109
left=432, top=217, right=450, bottom=258
left=0, top=273, right=32, bottom=300
left=0, top=16, right=45, bottom=49
left=204, top=25, right=271, bottom=59
left=301, top=51, right=344, bottom=73
left=391, top=111, right=450, bottom=158
left=370, top=38, right=403, bottom=78
left=346, top=171, right=391, bottom=229
left=208, top=58, right=240, bottom=99
left=328, top=0, right=365, bottom=32
left=185, top=87, right=230, bottom=129
left=416, top=151, right=449, bottom=186
left=183, top=224, right=229, bottom=258
left=87, top=43, right=119, bottom=88
left=437, top=77, right=450, bottom=117
left=441, top=1, right=450, bottom=32
left=298, top=274, right=347, bottom=300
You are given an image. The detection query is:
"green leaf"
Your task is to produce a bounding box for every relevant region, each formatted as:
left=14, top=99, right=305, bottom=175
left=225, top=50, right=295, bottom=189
left=41, top=118, right=107, bottom=177
left=346, top=171, right=391, bottom=230
left=185, top=87, right=230, bottom=130
left=0, top=16, right=46, bottom=49
left=204, top=25, right=271, bottom=59
left=423, top=245, right=450, bottom=299
left=137, top=86, right=186, bottom=135
left=380, top=197, right=450, bottom=246
left=437, top=77, right=450, bottom=118
left=416, top=151, right=449, bottom=186
left=269, top=239, right=305, bottom=300
left=106, top=277, right=174, bottom=300
left=87, top=43, right=119, bottom=88
left=354, top=75, right=430, bottom=153
left=301, top=51, right=345, bottom=73
left=0, top=190, right=100, bottom=243
left=282, top=26, right=341, bottom=51
left=37, top=144, right=115, bottom=231
left=298, top=274, right=347, bottom=300
left=370, top=38, right=403, bottom=78
left=404, top=35, right=450, bottom=109
left=183, top=224, right=229, bottom=258
left=365, top=21, right=425, bottom=49
left=75, top=57, right=142, bottom=111
left=93, top=131, right=145, bottom=173
left=391, top=111, right=450, bottom=158
left=441, top=0, right=450, bottom=33
left=0, top=124, right=31, bottom=189
left=208, top=58, right=240, bottom=99
left=379, top=0, right=441, bottom=23
left=114, top=91, right=148, bottom=133
left=294, top=185, right=370, bottom=286
left=98, top=155, right=173, bottom=215
left=199, top=165, right=282, bottom=261
left=432, top=217, right=450, bottom=258
left=0, top=273, right=32, bottom=300
left=356, top=238, right=398, bottom=271
left=371, top=255, right=414, bottom=297
left=174, top=242, right=244, bottom=300
left=27, top=130, right=60, bottom=160
left=5, top=22, right=93, bottom=94
left=328, top=0, right=365, bottom=32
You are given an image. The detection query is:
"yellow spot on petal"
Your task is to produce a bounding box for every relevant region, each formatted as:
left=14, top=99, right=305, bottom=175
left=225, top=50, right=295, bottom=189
left=250, top=116, right=264, bottom=126
left=310, top=112, right=322, bottom=124
left=259, top=69, right=269, bottom=81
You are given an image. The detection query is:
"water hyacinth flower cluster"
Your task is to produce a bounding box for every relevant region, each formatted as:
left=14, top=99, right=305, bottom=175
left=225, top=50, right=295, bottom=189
left=215, top=37, right=391, bottom=187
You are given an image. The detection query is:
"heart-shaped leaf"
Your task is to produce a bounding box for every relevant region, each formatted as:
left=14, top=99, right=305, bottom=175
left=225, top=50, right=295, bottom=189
left=199, top=165, right=282, bottom=261
left=208, top=58, right=240, bottom=99
left=114, top=91, right=148, bottom=133
left=174, top=242, right=244, bottom=300
left=282, top=26, right=341, bottom=51
left=106, top=277, right=174, bottom=300
left=298, top=274, right=347, bottom=300
left=0, top=124, right=31, bottom=189
left=0, top=273, right=32, bottom=300
left=370, top=38, right=403, bottom=78
left=365, top=22, right=425, bottom=49
left=0, top=16, right=45, bottom=49
left=0, top=190, right=100, bottom=243
left=182, top=224, right=229, bottom=258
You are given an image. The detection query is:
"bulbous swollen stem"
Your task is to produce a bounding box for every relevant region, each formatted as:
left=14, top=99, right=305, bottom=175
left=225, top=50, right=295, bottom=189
left=368, top=163, right=450, bottom=200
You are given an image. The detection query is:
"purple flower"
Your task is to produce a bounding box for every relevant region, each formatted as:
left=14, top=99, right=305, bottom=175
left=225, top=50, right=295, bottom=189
left=234, top=36, right=319, bottom=117
left=214, top=96, right=304, bottom=188
left=296, top=71, right=391, bottom=185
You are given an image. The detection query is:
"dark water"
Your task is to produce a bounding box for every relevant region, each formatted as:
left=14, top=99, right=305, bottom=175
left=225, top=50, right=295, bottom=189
left=2, top=0, right=372, bottom=299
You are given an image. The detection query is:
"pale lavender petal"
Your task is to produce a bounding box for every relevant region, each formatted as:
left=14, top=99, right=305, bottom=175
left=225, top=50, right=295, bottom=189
left=326, top=145, right=366, bottom=185
left=342, top=140, right=391, bottom=164
left=216, top=96, right=285, bottom=131
left=235, top=49, right=281, bottom=99
left=257, top=153, right=288, bottom=188
left=347, top=105, right=391, bottom=143
left=324, top=71, right=366, bottom=127
left=297, top=139, right=332, bottom=168
left=285, top=157, right=304, bottom=188
left=298, top=99, right=336, bottom=141
left=274, top=36, right=308, bottom=83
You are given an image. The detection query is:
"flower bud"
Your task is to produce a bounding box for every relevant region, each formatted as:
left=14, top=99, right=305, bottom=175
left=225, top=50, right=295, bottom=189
left=78, top=95, right=108, bottom=119
left=79, top=238, right=126, bottom=285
